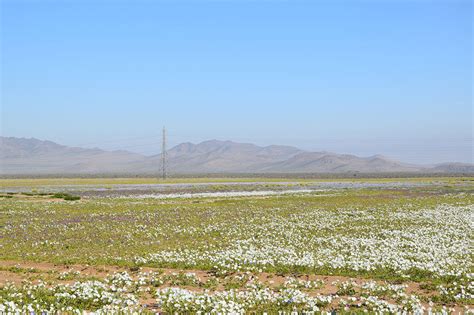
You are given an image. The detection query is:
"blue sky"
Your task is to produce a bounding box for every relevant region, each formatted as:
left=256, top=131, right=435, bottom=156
left=1, top=0, right=472, bottom=164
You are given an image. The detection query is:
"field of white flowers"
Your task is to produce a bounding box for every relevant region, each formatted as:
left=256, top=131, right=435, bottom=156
left=1, top=179, right=473, bottom=313
left=1, top=265, right=473, bottom=313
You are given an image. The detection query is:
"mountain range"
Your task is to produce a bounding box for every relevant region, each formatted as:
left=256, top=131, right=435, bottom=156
left=1, top=136, right=473, bottom=175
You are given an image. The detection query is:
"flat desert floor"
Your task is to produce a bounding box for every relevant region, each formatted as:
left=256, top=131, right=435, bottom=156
left=1, top=177, right=473, bottom=313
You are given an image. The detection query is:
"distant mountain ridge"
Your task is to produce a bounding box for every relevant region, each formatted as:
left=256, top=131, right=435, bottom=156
left=0, top=137, right=145, bottom=174
left=1, top=137, right=472, bottom=175
left=164, top=140, right=303, bottom=173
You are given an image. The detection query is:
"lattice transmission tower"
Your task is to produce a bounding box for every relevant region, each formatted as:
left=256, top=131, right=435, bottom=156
left=160, top=126, right=167, bottom=180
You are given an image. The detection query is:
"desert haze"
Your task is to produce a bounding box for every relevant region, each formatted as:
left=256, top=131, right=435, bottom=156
left=1, top=136, right=472, bottom=175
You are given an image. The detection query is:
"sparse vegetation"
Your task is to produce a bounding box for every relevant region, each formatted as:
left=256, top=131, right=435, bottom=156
left=51, top=193, right=81, bottom=201
left=0, top=178, right=472, bottom=313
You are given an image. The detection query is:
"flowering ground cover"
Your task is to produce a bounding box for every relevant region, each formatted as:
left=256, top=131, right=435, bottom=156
left=1, top=176, right=465, bottom=188
left=0, top=178, right=473, bottom=313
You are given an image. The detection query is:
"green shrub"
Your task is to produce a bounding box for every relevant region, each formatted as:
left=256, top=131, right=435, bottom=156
left=63, top=195, right=81, bottom=201
left=52, top=192, right=81, bottom=201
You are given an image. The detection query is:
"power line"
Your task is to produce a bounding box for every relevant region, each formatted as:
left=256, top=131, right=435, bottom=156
left=74, top=134, right=162, bottom=147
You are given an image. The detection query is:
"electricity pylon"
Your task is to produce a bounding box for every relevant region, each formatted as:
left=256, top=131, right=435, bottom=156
left=160, top=126, right=167, bottom=180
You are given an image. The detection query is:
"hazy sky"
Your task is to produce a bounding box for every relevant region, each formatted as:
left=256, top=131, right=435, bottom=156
left=1, top=0, right=472, bottom=164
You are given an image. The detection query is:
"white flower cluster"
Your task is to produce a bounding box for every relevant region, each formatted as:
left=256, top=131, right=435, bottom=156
left=131, top=189, right=317, bottom=200
left=58, top=270, right=81, bottom=280
left=105, top=271, right=134, bottom=290
left=0, top=275, right=140, bottom=314
left=2, top=270, right=473, bottom=313
left=359, top=280, right=407, bottom=297
left=438, top=276, right=474, bottom=301
left=136, top=204, right=473, bottom=277
left=283, top=277, right=325, bottom=290
left=155, top=286, right=330, bottom=313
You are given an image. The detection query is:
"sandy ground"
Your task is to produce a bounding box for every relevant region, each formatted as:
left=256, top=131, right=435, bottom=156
left=1, top=180, right=437, bottom=197
left=0, top=260, right=446, bottom=306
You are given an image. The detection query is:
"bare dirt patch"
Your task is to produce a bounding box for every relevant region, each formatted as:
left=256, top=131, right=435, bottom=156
left=0, top=260, right=424, bottom=295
